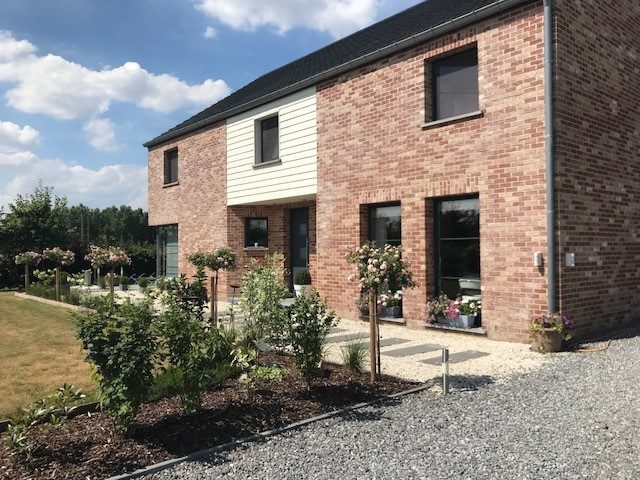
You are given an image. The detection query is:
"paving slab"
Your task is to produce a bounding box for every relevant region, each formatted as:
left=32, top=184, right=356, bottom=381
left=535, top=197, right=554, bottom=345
left=383, top=343, right=443, bottom=357
left=421, top=350, right=490, bottom=365
left=377, top=337, right=409, bottom=348
left=325, top=332, right=370, bottom=344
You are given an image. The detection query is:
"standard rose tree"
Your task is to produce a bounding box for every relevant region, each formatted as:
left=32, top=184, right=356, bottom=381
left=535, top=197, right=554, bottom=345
left=188, top=246, right=237, bottom=325
left=346, top=243, right=415, bottom=381
left=85, top=245, right=131, bottom=312
left=42, top=248, right=75, bottom=301
left=14, top=251, right=42, bottom=290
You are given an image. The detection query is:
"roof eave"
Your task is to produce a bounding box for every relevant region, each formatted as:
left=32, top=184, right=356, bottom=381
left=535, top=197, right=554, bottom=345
left=144, top=0, right=534, bottom=149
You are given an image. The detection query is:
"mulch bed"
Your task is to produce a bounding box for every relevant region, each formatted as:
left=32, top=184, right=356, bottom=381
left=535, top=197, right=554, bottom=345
left=0, top=354, right=415, bottom=480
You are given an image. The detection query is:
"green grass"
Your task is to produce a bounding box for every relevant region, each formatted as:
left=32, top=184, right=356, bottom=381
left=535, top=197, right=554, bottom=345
left=0, top=293, right=93, bottom=418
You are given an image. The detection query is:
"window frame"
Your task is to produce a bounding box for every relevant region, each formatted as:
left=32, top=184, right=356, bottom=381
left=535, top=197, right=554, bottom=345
left=163, top=148, right=179, bottom=186
left=157, top=224, right=179, bottom=277
left=434, top=194, right=480, bottom=297
left=367, top=202, right=402, bottom=248
left=244, top=217, right=269, bottom=248
left=254, top=114, right=280, bottom=166
left=430, top=47, right=480, bottom=122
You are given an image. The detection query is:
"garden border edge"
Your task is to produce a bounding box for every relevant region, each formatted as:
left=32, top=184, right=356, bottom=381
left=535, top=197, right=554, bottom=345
left=106, top=380, right=437, bottom=480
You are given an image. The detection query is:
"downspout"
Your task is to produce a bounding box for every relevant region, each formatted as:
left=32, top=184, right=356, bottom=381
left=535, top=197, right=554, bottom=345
left=543, top=0, right=557, bottom=313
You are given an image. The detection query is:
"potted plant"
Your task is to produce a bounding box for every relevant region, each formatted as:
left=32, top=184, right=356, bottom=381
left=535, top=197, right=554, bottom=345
left=293, top=269, right=312, bottom=297
left=378, top=290, right=402, bottom=318
left=426, top=294, right=460, bottom=326
left=459, top=298, right=481, bottom=328
left=530, top=312, right=574, bottom=353
left=120, top=276, right=130, bottom=291
left=138, top=276, right=149, bottom=292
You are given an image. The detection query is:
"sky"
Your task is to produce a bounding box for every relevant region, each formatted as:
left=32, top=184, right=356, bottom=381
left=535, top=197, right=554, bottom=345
left=0, top=0, right=422, bottom=211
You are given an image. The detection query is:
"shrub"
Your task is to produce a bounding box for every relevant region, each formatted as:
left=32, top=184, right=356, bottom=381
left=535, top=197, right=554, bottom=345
left=98, top=276, right=107, bottom=289
left=120, top=275, right=130, bottom=291
left=293, top=269, right=311, bottom=285
left=530, top=312, right=575, bottom=341
left=80, top=293, right=111, bottom=311
left=287, top=291, right=338, bottom=384
left=252, top=365, right=284, bottom=382
left=138, top=276, right=149, bottom=290
left=238, top=253, right=289, bottom=351
left=5, top=384, right=86, bottom=453
left=341, top=341, right=368, bottom=373
left=74, top=298, right=158, bottom=430
left=158, top=272, right=229, bottom=413
left=64, top=288, right=83, bottom=306
left=26, top=282, right=56, bottom=300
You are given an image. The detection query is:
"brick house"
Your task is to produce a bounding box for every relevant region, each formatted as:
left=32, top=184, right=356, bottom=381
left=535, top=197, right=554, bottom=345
left=145, top=0, right=640, bottom=342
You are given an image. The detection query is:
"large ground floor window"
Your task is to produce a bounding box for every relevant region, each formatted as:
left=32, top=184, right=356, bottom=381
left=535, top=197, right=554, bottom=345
left=368, top=203, right=401, bottom=248
left=435, top=196, right=480, bottom=298
left=157, top=224, right=178, bottom=277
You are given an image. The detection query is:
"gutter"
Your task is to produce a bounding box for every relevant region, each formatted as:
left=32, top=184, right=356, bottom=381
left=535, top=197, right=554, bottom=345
left=144, top=0, right=534, bottom=148
left=543, top=0, right=557, bottom=312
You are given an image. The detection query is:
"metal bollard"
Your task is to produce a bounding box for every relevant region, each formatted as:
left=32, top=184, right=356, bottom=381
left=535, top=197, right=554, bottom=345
left=442, top=348, right=450, bottom=395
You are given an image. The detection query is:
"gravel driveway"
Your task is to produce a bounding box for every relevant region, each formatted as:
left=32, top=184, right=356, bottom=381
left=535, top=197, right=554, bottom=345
left=143, top=330, right=640, bottom=480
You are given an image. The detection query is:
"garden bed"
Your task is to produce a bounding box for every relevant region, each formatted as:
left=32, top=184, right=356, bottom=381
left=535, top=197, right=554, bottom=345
left=0, top=353, right=414, bottom=480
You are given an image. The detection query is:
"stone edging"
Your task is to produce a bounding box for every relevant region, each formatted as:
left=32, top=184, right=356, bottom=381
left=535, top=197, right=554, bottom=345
left=106, top=381, right=437, bottom=480
left=13, top=292, right=93, bottom=312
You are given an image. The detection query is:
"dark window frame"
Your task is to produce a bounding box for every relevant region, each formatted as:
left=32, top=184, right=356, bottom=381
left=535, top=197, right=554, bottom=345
left=256, top=114, right=280, bottom=165
left=163, top=148, right=179, bottom=185
left=430, top=47, right=479, bottom=122
left=157, top=224, right=179, bottom=277
left=434, top=194, right=480, bottom=297
left=367, top=202, right=402, bottom=248
left=244, top=217, right=269, bottom=248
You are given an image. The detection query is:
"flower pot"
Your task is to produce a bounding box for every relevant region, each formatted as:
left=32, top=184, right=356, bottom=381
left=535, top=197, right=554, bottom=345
left=459, top=314, right=476, bottom=328
left=380, top=305, right=401, bottom=318
left=531, top=328, right=563, bottom=353
left=293, top=284, right=310, bottom=297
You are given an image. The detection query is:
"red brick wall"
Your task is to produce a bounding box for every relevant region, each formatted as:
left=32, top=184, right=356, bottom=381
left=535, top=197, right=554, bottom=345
left=555, top=0, right=640, bottom=337
left=315, top=2, right=548, bottom=341
left=147, top=123, right=231, bottom=293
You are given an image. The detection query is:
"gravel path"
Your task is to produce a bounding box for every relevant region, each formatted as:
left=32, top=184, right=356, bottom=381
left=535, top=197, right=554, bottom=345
left=143, top=331, right=640, bottom=480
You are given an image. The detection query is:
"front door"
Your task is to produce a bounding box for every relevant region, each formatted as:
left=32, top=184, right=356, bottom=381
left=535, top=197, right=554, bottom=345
left=290, top=207, right=309, bottom=287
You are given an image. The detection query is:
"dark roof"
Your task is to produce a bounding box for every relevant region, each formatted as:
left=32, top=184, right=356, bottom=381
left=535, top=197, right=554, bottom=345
left=145, top=0, right=530, bottom=147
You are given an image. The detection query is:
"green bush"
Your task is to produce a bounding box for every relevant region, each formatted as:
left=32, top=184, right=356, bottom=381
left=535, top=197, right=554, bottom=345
left=79, top=294, right=110, bottom=311
left=98, top=276, right=107, bottom=289
left=137, top=276, right=149, bottom=290
left=74, top=298, right=158, bottom=430
left=252, top=365, right=284, bottom=382
left=238, top=253, right=289, bottom=351
left=341, top=341, right=368, bottom=373
left=293, top=269, right=311, bottom=285
left=287, top=291, right=338, bottom=384
left=120, top=276, right=130, bottom=291
left=158, top=272, right=230, bottom=413
left=64, top=289, right=83, bottom=306
left=26, top=282, right=56, bottom=300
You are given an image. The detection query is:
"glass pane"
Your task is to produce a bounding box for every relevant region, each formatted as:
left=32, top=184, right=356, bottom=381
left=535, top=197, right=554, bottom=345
left=170, top=157, right=178, bottom=183
left=370, top=204, right=401, bottom=247
left=434, top=49, right=479, bottom=119
left=158, top=225, right=178, bottom=277
left=440, top=278, right=461, bottom=299
left=440, top=239, right=480, bottom=278
left=439, top=198, right=479, bottom=238
left=261, top=116, right=279, bottom=163
left=246, top=219, right=268, bottom=247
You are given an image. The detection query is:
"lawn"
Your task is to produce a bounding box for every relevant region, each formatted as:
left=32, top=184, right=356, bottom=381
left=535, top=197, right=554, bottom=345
left=0, top=292, right=93, bottom=418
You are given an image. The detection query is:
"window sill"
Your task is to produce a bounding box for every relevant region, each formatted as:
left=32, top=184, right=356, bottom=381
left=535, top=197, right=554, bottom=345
left=244, top=246, right=269, bottom=252
left=163, top=181, right=179, bottom=188
left=421, top=110, right=484, bottom=130
left=253, top=159, right=281, bottom=169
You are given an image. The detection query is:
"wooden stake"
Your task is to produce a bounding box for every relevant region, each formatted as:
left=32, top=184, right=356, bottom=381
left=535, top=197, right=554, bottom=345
left=24, top=265, right=29, bottom=291
left=109, top=267, right=115, bottom=314
left=55, top=266, right=61, bottom=302
left=209, top=275, right=216, bottom=326
left=368, top=289, right=377, bottom=382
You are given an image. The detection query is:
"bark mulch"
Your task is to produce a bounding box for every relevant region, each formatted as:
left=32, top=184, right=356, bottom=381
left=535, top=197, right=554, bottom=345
left=0, top=354, right=415, bottom=480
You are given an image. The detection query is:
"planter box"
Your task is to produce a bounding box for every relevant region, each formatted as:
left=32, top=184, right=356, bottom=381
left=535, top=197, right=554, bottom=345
left=531, top=328, right=563, bottom=353
left=380, top=305, right=401, bottom=318
left=437, top=315, right=475, bottom=329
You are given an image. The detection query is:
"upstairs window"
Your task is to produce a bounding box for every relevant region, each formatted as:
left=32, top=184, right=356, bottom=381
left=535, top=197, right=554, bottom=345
left=432, top=48, right=479, bottom=120
left=164, top=148, right=178, bottom=185
left=245, top=218, right=268, bottom=248
left=257, top=115, right=279, bottom=164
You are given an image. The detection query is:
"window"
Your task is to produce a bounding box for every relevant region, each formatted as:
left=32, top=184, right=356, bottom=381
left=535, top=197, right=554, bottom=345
left=368, top=204, right=401, bottom=247
left=431, top=48, right=479, bottom=120
left=257, top=115, right=279, bottom=164
left=164, top=149, right=178, bottom=185
left=245, top=218, right=268, bottom=247
left=435, top=196, right=480, bottom=298
left=157, top=225, right=178, bottom=277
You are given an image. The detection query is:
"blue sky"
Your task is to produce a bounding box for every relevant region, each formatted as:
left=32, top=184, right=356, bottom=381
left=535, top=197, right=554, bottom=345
left=0, top=0, right=420, bottom=210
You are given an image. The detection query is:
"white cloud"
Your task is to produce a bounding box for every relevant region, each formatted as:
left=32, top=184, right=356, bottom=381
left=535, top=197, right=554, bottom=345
left=203, top=26, right=218, bottom=39
left=0, top=150, right=37, bottom=166
left=83, top=118, right=117, bottom=151
left=1, top=154, right=147, bottom=209
left=0, top=120, right=39, bottom=153
left=195, top=0, right=380, bottom=39
left=0, top=30, right=232, bottom=120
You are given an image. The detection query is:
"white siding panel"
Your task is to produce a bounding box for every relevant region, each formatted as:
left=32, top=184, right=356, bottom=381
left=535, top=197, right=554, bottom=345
left=226, top=87, right=317, bottom=206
